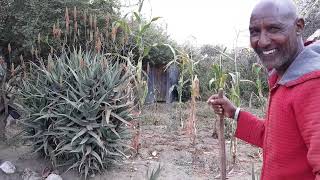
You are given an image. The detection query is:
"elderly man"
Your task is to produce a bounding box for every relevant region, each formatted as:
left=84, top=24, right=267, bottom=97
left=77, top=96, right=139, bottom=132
left=208, top=0, right=320, bottom=179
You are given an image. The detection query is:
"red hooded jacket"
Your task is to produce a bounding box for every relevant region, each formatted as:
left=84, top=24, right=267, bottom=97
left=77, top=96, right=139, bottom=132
left=235, top=42, right=320, bottom=180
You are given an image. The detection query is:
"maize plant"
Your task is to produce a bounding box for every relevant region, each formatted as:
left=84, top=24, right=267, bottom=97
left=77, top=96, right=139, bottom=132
left=209, top=56, right=228, bottom=92
left=166, top=48, right=200, bottom=129
left=209, top=55, right=228, bottom=138
left=184, top=50, right=200, bottom=143
left=18, top=48, right=135, bottom=179
left=249, top=63, right=267, bottom=111
left=228, top=71, right=240, bottom=165
left=132, top=6, right=161, bottom=110
left=112, top=1, right=161, bottom=156
left=229, top=70, right=256, bottom=166
left=170, top=53, right=187, bottom=128
left=227, top=42, right=241, bottom=166
left=186, top=75, right=200, bottom=144
left=209, top=55, right=228, bottom=180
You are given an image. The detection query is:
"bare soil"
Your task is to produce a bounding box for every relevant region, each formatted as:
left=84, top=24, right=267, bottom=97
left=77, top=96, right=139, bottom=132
left=0, top=102, right=263, bottom=180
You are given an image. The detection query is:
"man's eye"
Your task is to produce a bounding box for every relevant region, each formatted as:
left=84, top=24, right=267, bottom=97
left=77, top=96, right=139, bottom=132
left=250, top=29, right=260, bottom=36
left=269, top=27, right=281, bottom=33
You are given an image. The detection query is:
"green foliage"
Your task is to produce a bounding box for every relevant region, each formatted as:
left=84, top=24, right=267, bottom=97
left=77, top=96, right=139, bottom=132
left=0, top=0, right=11, bottom=33
left=197, top=44, right=225, bottom=99
left=165, top=45, right=200, bottom=127
left=249, top=63, right=267, bottom=109
left=252, top=63, right=264, bottom=98
left=18, top=48, right=135, bottom=179
left=13, top=2, right=169, bottom=177
left=0, top=0, right=120, bottom=61
left=294, top=0, right=320, bottom=39
left=167, top=48, right=199, bottom=103
left=144, top=44, right=176, bottom=65
left=209, top=56, right=228, bottom=92
left=120, top=7, right=164, bottom=109
left=177, top=43, right=268, bottom=107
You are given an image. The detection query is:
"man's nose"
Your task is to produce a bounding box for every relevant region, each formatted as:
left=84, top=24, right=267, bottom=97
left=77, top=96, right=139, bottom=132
left=258, top=32, right=271, bottom=48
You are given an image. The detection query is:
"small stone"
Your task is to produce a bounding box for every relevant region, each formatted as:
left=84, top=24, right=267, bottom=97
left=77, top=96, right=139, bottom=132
left=151, top=150, right=157, bottom=157
left=0, top=161, right=16, bottom=174
left=45, top=174, right=63, bottom=180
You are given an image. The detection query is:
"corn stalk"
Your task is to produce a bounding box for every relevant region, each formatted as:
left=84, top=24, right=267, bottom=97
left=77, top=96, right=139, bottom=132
left=228, top=36, right=240, bottom=165
left=228, top=71, right=240, bottom=165
left=186, top=75, right=199, bottom=144
left=133, top=23, right=160, bottom=155
left=166, top=48, right=200, bottom=130
left=117, top=1, right=161, bottom=156
left=164, top=45, right=185, bottom=129
left=249, top=63, right=267, bottom=111
left=209, top=55, right=227, bottom=138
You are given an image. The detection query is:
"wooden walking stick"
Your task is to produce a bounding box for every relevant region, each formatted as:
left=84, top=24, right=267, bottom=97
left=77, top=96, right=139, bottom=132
left=218, top=88, right=226, bottom=180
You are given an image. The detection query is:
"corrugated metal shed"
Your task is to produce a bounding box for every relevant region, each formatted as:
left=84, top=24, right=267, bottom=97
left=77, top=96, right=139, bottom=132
left=145, top=63, right=179, bottom=103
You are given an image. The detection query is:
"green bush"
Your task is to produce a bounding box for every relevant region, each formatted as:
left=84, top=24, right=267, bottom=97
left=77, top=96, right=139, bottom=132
left=19, top=48, right=135, bottom=178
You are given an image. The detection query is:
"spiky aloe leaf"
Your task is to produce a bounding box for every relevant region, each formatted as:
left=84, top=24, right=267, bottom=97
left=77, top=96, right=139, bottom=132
left=19, top=48, right=136, bottom=179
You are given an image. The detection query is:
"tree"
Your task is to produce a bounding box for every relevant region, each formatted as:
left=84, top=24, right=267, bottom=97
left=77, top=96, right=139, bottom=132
left=0, top=0, right=120, bottom=61
left=295, top=0, right=320, bottom=39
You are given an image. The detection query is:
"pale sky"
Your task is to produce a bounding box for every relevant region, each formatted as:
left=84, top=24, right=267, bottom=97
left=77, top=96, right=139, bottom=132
left=122, top=0, right=258, bottom=48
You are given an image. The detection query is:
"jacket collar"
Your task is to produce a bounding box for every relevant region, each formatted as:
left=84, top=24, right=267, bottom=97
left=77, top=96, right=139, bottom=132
left=269, top=42, right=320, bottom=87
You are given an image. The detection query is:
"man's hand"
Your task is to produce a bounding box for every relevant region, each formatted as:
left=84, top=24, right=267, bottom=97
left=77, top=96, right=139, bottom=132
left=207, top=94, right=237, bottom=119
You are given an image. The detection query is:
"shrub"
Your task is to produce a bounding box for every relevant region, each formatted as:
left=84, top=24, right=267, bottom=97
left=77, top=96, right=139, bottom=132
left=18, top=48, right=135, bottom=178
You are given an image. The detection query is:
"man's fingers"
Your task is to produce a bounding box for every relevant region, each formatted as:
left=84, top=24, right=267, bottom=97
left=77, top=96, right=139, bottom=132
left=207, top=95, right=219, bottom=104
left=211, top=104, right=224, bottom=114
left=208, top=95, right=227, bottom=116
left=209, top=98, right=224, bottom=105
left=214, top=108, right=224, bottom=115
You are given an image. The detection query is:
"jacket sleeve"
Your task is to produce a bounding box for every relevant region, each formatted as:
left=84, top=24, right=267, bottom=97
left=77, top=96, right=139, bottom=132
left=235, top=111, right=265, bottom=148
left=294, top=80, right=320, bottom=177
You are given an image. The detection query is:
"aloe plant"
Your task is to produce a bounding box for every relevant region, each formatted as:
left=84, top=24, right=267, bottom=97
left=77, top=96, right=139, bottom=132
left=18, top=48, right=135, bottom=179
left=7, top=1, right=169, bottom=177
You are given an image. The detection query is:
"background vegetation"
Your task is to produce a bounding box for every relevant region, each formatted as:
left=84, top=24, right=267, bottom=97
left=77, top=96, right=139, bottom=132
left=0, top=0, right=319, bottom=179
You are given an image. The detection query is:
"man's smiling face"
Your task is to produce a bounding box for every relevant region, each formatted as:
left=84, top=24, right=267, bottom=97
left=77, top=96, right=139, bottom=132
left=249, top=2, right=302, bottom=72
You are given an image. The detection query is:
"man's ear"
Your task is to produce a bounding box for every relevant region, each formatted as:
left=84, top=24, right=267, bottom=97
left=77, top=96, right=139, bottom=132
left=296, top=18, right=305, bottom=35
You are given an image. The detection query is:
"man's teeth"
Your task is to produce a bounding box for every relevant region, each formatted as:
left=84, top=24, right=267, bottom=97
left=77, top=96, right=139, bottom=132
left=262, top=49, right=276, bottom=55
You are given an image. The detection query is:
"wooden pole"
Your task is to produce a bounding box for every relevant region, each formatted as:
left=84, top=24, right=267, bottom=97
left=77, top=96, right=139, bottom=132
left=218, top=88, right=226, bottom=180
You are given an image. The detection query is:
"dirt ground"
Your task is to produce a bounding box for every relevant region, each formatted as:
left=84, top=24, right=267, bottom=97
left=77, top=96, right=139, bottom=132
left=0, top=102, right=263, bottom=180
